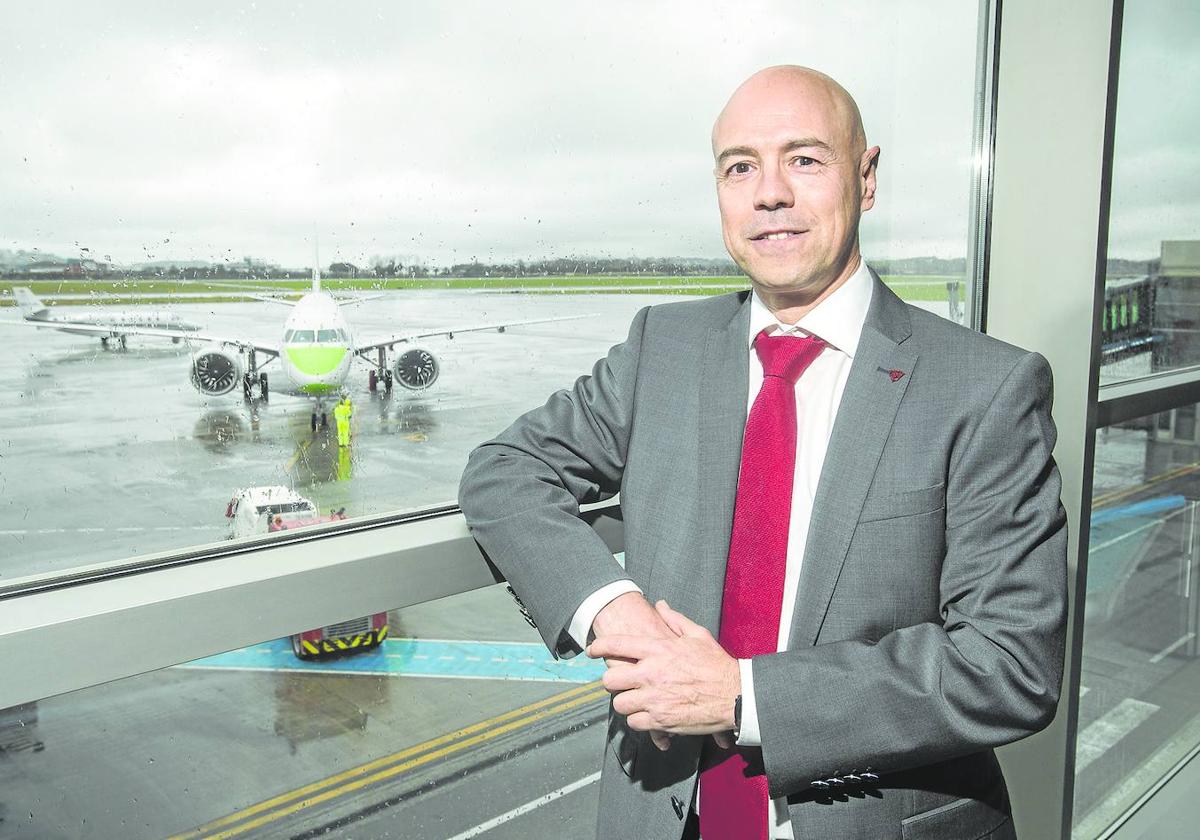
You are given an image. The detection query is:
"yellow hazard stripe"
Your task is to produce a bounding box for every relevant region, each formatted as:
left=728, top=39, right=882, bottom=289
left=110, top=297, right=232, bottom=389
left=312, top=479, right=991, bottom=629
left=168, top=680, right=606, bottom=839
left=1092, top=460, right=1200, bottom=509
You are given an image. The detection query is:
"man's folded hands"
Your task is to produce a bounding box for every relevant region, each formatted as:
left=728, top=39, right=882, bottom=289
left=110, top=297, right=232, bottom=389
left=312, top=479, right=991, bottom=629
left=589, top=600, right=739, bottom=748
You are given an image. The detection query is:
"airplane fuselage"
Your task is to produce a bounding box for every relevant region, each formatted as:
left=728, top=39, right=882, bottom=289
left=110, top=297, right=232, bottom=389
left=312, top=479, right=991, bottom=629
left=27, top=310, right=202, bottom=336
left=276, top=292, right=354, bottom=399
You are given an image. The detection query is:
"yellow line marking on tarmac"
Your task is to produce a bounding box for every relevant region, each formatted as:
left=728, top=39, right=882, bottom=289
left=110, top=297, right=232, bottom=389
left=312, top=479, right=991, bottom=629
left=285, top=438, right=311, bottom=472
left=1093, top=460, right=1200, bottom=509
left=169, top=680, right=606, bottom=839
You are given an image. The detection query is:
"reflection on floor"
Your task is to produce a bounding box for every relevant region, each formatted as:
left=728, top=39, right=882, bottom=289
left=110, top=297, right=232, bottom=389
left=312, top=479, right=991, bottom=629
left=178, top=637, right=606, bottom=683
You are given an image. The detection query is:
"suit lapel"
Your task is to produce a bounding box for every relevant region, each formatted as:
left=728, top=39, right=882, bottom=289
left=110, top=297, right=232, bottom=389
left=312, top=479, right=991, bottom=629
left=791, top=277, right=917, bottom=647
left=696, top=292, right=751, bottom=635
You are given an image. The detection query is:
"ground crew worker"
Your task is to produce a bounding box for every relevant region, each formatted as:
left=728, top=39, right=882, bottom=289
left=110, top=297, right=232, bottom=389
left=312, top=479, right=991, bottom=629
left=333, top=395, right=353, bottom=447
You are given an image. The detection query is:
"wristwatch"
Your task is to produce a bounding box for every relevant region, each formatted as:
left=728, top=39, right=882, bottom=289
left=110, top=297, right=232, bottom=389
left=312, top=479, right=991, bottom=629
left=733, top=694, right=743, bottom=739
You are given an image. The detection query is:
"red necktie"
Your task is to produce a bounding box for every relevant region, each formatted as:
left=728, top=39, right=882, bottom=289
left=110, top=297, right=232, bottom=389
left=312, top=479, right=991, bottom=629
left=700, top=329, right=825, bottom=840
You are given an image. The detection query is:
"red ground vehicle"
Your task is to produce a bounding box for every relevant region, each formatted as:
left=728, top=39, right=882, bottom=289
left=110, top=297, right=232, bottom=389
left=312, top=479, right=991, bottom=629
left=225, top=486, right=389, bottom=660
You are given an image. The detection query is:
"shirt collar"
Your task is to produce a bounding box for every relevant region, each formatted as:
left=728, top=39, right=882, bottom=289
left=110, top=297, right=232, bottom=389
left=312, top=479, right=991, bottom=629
left=748, top=257, right=874, bottom=358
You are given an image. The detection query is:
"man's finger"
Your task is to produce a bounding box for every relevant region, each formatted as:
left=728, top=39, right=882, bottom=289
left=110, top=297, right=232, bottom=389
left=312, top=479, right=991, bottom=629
left=626, top=710, right=659, bottom=733
left=612, top=687, right=653, bottom=718
left=711, top=731, right=734, bottom=749
left=654, top=599, right=690, bottom=637
left=587, top=635, right=661, bottom=662
left=655, top=600, right=710, bottom=639
left=602, top=663, right=643, bottom=693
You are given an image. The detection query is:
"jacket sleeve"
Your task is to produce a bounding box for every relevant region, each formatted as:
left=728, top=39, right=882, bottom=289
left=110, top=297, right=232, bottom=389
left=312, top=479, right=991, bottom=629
left=754, top=350, right=1068, bottom=796
left=458, top=307, right=650, bottom=658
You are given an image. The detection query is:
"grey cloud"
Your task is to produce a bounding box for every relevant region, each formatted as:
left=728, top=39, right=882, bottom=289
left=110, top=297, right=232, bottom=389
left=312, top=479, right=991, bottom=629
left=2, top=0, right=982, bottom=267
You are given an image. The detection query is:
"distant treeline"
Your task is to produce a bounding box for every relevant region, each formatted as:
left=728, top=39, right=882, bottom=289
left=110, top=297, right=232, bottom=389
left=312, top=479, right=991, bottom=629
left=7, top=253, right=1156, bottom=281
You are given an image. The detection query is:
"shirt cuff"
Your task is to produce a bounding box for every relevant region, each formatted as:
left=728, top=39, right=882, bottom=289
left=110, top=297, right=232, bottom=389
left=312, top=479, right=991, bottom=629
left=735, top=657, right=762, bottom=746
left=566, top=580, right=643, bottom=649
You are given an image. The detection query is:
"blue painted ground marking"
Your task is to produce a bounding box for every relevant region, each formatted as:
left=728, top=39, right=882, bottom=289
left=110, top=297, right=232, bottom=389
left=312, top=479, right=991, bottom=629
left=178, top=637, right=606, bottom=683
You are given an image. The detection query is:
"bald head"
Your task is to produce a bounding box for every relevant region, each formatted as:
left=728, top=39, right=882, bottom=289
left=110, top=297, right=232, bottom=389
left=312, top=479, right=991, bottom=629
left=711, top=66, right=879, bottom=320
left=713, top=66, right=866, bottom=161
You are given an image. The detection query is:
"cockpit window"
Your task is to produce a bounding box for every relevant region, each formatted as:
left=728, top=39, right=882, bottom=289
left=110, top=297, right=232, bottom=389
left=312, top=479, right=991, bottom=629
left=284, top=329, right=295, bottom=342
left=291, top=330, right=315, bottom=343
left=317, top=329, right=340, bottom=342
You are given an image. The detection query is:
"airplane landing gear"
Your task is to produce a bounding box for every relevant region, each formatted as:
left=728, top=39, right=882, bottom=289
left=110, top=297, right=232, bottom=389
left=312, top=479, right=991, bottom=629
left=242, top=372, right=269, bottom=402
left=370, top=347, right=393, bottom=394
left=310, top=411, right=328, bottom=432
left=241, top=350, right=268, bottom=403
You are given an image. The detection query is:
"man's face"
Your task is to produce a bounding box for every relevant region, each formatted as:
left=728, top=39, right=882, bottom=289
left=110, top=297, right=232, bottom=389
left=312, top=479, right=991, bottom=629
left=713, top=75, right=877, bottom=299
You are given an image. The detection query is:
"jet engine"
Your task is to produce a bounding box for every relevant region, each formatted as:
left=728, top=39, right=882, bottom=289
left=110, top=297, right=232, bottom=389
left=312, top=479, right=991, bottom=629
left=392, top=347, right=439, bottom=390
left=190, top=348, right=244, bottom=396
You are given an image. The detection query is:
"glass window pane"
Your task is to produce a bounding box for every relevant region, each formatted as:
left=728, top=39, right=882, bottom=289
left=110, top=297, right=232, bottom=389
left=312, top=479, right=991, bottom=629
left=1073, top=400, right=1200, bottom=836
left=0, top=583, right=608, bottom=838
left=0, top=2, right=989, bottom=585
left=1100, top=1, right=1200, bottom=385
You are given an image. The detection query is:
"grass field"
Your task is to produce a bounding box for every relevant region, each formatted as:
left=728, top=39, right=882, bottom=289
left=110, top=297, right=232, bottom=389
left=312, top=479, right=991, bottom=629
left=0, top=274, right=965, bottom=305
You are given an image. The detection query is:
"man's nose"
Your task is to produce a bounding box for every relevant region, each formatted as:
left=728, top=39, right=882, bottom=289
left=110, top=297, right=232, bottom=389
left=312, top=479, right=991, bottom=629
left=754, top=162, right=794, bottom=211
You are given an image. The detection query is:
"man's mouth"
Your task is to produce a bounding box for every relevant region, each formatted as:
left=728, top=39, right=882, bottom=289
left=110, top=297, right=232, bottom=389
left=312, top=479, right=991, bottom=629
left=750, top=229, right=806, bottom=241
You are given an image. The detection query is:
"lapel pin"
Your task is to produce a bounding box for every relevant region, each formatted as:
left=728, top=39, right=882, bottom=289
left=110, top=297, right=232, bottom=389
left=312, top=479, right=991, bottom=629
left=876, top=366, right=906, bottom=382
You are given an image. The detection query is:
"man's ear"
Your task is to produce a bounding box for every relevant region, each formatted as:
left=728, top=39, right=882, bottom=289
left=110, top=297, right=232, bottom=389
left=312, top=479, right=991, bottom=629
left=860, top=146, right=881, bottom=211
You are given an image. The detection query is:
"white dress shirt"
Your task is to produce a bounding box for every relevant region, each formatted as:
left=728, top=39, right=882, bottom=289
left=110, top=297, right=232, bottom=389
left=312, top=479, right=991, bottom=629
left=568, top=259, right=875, bottom=837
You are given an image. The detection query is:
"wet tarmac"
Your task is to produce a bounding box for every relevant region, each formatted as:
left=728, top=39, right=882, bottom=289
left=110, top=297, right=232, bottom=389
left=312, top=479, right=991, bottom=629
left=0, top=291, right=678, bottom=581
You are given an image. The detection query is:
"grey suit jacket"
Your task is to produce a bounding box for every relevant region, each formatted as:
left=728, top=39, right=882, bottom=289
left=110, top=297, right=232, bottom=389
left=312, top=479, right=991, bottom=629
left=459, top=275, right=1067, bottom=840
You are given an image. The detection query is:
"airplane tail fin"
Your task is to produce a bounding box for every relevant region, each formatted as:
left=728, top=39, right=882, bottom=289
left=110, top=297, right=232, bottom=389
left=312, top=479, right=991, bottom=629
left=13, top=287, right=51, bottom=320
left=313, top=237, right=322, bottom=294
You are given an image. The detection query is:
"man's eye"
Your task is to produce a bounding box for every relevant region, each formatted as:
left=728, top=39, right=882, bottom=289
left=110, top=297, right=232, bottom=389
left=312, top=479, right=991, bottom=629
left=727, top=161, right=753, bottom=176
left=792, top=156, right=817, bottom=167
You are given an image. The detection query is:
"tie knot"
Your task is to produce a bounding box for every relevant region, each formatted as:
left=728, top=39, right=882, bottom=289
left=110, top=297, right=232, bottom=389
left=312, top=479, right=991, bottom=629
left=754, top=330, right=825, bottom=384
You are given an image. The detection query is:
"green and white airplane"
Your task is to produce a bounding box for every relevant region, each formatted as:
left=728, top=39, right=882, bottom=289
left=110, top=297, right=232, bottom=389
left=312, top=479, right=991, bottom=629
left=7, top=269, right=587, bottom=429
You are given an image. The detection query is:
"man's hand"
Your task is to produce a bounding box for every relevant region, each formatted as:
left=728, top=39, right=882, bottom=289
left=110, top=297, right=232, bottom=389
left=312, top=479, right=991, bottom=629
left=588, top=601, right=740, bottom=739
left=590, top=591, right=678, bottom=750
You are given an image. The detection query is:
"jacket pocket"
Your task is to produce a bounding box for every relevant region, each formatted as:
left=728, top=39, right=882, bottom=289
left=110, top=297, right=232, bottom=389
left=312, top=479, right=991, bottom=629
left=900, top=795, right=1009, bottom=840
left=859, top=483, right=946, bottom=523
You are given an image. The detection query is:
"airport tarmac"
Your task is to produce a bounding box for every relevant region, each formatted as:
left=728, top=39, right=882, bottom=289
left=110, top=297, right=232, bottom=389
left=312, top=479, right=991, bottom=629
left=0, top=291, right=681, bottom=581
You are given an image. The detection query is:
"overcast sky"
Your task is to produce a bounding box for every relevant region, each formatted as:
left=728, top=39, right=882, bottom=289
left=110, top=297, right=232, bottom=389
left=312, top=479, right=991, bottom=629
left=6, top=1, right=1181, bottom=268
left=1108, top=0, right=1200, bottom=261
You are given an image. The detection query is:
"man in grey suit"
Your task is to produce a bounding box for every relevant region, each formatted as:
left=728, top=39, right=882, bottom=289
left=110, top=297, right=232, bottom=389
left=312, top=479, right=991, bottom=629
left=459, top=66, right=1066, bottom=840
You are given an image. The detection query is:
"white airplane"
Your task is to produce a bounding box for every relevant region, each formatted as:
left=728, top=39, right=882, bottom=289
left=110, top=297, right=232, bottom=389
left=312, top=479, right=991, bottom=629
left=5, top=287, right=203, bottom=348
left=6, top=269, right=588, bottom=430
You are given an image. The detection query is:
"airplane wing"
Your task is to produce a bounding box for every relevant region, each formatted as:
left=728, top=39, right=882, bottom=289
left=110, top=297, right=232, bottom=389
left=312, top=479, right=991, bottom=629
left=335, top=293, right=388, bottom=308
left=245, top=292, right=385, bottom=308
left=353, top=313, right=594, bottom=356
left=0, top=319, right=280, bottom=360
left=246, top=294, right=299, bottom=307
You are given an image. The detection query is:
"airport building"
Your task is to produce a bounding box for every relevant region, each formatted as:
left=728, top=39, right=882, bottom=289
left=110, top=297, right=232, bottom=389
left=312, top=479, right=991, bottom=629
left=2, top=0, right=1199, bottom=837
